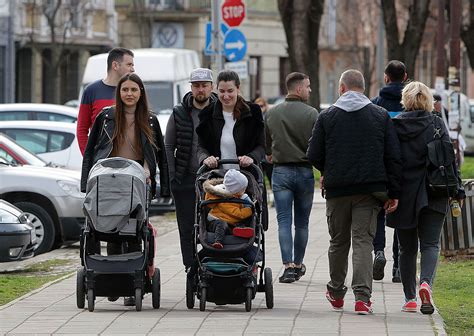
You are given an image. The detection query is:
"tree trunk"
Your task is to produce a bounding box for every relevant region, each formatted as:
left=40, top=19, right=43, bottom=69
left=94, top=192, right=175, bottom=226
left=461, top=0, right=474, bottom=69
left=278, top=0, right=324, bottom=109
left=381, top=0, right=431, bottom=79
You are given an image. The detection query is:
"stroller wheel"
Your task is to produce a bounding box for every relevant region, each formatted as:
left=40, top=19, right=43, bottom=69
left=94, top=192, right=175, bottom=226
left=186, top=275, right=195, bottom=309
left=245, top=287, right=252, bottom=312
left=264, top=268, right=274, bottom=309
left=199, top=287, right=207, bottom=311
left=76, top=269, right=85, bottom=309
left=152, top=268, right=161, bottom=309
left=87, top=288, right=95, bottom=312
left=135, top=288, right=143, bottom=311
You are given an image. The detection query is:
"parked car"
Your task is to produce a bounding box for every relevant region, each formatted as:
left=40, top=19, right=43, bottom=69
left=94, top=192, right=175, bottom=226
left=0, top=133, right=48, bottom=167
left=1, top=131, right=174, bottom=215
left=0, top=121, right=82, bottom=170
left=0, top=160, right=84, bottom=255
left=0, top=103, right=78, bottom=123
left=0, top=199, right=37, bottom=262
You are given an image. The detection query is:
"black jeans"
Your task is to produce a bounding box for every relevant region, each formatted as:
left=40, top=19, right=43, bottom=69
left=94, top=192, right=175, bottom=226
left=373, top=209, right=399, bottom=268
left=397, top=207, right=446, bottom=300
left=171, top=174, right=196, bottom=269
left=107, top=240, right=141, bottom=255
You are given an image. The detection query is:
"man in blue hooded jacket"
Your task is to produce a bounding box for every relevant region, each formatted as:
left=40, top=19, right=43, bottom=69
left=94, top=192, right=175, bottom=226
left=371, top=60, right=407, bottom=282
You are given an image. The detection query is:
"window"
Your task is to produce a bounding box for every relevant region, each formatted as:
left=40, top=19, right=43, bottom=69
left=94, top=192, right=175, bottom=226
left=145, top=82, right=174, bottom=115
left=36, top=112, right=76, bottom=123
left=0, top=147, right=17, bottom=165
left=1, top=129, right=74, bottom=154
left=470, top=104, right=474, bottom=123
left=0, top=111, right=31, bottom=121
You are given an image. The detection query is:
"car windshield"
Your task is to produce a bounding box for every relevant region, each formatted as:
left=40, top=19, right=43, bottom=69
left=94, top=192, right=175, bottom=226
left=0, top=134, right=46, bottom=167
left=144, top=82, right=174, bottom=115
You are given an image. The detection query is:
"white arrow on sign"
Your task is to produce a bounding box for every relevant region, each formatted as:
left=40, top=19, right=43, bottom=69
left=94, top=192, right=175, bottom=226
left=228, top=53, right=236, bottom=60
left=225, top=40, right=245, bottom=50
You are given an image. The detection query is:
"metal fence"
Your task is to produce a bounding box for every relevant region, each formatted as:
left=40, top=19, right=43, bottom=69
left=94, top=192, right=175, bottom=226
left=441, top=180, right=474, bottom=256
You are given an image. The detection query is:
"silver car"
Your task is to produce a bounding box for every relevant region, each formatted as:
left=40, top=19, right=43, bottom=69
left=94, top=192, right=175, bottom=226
left=0, top=159, right=84, bottom=255
left=0, top=200, right=36, bottom=262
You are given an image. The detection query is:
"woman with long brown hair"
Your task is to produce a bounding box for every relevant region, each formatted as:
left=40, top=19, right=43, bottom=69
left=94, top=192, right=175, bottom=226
left=81, top=73, right=169, bottom=197
left=80, top=73, right=170, bottom=305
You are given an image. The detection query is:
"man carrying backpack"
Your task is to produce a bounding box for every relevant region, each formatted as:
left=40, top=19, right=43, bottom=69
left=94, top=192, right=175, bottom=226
left=371, top=60, right=406, bottom=282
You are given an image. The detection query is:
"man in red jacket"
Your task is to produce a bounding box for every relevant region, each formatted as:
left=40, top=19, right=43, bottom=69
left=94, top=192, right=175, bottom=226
left=76, top=47, right=135, bottom=154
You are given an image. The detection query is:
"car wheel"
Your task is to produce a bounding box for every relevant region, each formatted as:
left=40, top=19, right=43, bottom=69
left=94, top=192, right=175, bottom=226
left=14, top=201, right=55, bottom=255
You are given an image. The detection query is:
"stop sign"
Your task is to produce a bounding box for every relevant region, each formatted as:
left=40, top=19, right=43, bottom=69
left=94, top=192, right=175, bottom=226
left=221, top=0, right=246, bottom=27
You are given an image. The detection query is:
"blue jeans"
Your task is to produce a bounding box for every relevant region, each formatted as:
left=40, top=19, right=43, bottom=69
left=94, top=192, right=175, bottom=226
left=272, top=165, right=314, bottom=265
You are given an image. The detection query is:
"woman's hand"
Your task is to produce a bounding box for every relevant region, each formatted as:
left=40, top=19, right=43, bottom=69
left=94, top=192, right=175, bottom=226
left=203, top=156, right=219, bottom=168
left=239, top=155, right=253, bottom=167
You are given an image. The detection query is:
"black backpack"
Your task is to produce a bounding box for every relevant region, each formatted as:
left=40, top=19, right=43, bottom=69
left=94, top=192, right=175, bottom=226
left=426, top=116, right=458, bottom=197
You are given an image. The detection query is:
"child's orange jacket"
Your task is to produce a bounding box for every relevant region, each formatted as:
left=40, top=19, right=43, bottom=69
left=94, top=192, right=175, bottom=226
left=203, top=178, right=252, bottom=225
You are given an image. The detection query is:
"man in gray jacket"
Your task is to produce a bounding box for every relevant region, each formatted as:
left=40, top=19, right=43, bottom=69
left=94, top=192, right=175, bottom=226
left=265, top=72, right=319, bottom=283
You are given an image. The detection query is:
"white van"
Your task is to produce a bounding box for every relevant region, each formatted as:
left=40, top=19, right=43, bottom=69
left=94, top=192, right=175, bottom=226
left=80, top=48, right=201, bottom=132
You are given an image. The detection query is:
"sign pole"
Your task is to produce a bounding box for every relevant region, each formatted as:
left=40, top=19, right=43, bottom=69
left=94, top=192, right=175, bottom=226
left=211, top=0, right=223, bottom=72
left=448, top=0, right=461, bottom=166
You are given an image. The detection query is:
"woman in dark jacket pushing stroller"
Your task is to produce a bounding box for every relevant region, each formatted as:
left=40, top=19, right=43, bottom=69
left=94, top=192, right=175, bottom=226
left=196, top=70, right=265, bottom=169
left=386, top=81, right=465, bottom=314
left=80, top=73, right=170, bottom=305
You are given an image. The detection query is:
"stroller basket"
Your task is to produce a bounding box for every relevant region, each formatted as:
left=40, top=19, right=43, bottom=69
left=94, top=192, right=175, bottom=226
left=83, top=158, right=147, bottom=235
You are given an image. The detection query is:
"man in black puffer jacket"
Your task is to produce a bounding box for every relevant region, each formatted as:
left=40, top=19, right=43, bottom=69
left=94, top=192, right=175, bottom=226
left=371, top=60, right=407, bottom=283
left=307, top=69, right=402, bottom=314
left=165, top=68, right=217, bottom=273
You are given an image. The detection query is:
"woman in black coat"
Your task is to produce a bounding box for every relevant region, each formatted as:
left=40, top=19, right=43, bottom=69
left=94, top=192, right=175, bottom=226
left=386, top=81, right=464, bottom=315
left=196, top=70, right=265, bottom=169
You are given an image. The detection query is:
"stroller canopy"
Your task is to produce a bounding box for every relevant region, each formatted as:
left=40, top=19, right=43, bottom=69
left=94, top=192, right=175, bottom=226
left=83, top=157, right=147, bottom=234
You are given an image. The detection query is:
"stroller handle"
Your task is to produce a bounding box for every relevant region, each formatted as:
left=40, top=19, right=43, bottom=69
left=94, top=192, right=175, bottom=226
left=196, top=159, right=263, bottom=183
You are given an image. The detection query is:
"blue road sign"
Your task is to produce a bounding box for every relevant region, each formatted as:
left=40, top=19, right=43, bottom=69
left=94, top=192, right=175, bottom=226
left=223, top=28, right=247, bottom=62
left=204, top=22, right=229, bottom=56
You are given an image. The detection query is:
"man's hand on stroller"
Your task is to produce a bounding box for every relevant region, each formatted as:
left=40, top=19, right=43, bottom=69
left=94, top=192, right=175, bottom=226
left=239, top=155, right=253, bottom=167
left=203, top=156, right=219, bottom=168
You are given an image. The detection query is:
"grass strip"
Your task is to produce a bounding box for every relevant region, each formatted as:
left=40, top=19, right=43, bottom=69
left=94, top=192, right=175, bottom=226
left=434, top=259, right=474, bottom=335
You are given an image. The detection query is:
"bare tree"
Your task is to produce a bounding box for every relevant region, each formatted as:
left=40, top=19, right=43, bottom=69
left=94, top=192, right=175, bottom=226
left=26, top=0, right=88, bottom=104
left=278, top=0, right=325, bottom=108
left=338, top=0, right=380, bottom=96
left=461, top=0, right=474, bottom=69
left=381, top=0, right=431, bottom=79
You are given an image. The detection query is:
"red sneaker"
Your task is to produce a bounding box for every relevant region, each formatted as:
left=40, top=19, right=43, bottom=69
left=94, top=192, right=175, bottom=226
left=326, top=291, right=344, bottom=311
left=419, top=282, right=434, bottom=314
left=401, top=299, right=417, bottom=312
left=233, top=227, right=254, bottom=238
left=355, top=300, right=373, bottom=315
left=212, top=242, right=223, bottom=249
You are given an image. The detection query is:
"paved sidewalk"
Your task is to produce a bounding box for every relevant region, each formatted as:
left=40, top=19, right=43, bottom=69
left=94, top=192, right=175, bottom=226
left=0, top=196, right=446, bottom=335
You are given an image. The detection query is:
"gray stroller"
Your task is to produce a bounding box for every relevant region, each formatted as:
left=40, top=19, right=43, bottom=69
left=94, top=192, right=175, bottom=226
left=76, top=157, right=160, bottom=312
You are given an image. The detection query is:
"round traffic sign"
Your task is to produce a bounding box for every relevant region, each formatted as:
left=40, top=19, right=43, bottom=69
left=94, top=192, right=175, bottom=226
left=223, top=29, right=247, bottom=62
left=221, top=0, right=246, bottom=27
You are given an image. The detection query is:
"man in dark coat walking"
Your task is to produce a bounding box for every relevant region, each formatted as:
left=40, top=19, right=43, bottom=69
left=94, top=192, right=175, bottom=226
left=371, top=60, right=407, bottom=282
left=307, top=69, right=402, bottom=314
left=165, top=68, right=216, bottom=273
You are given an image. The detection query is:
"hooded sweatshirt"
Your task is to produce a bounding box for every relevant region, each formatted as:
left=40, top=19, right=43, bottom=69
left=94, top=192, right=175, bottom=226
left=307, top=90, right=402, bottom=199
left=386, top=111, right=451, bottom=229
left=372, top=82, right=404, bottom=117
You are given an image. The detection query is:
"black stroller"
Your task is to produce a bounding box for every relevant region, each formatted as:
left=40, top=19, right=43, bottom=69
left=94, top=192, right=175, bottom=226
left=186, top=159, right=273, bottom=312
left=76, top=157, right=160, bottom=312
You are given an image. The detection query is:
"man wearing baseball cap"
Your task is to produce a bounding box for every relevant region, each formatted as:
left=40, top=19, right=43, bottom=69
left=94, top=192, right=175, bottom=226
left=165, top=68, right=217, bottom=275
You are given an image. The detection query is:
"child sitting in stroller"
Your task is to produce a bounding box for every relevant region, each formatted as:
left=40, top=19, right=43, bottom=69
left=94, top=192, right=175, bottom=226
left=203, top=169, right=254, bottom=249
